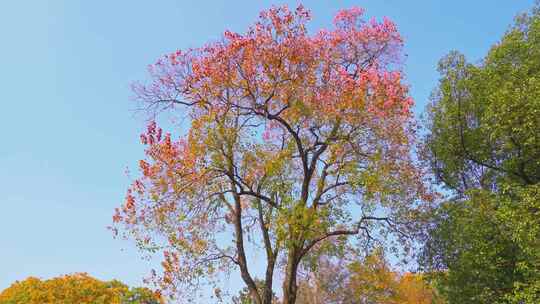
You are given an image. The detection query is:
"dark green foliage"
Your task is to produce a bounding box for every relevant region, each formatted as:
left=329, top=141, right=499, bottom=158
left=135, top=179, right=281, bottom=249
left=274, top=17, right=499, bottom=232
left=421, top=191, right=525, bottom=303
left=421, top=3, right=540, bottom=303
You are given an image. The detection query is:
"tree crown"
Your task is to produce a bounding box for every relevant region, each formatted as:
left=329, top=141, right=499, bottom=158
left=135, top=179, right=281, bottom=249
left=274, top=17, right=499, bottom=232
left=113, top=5, right=430, bottom=302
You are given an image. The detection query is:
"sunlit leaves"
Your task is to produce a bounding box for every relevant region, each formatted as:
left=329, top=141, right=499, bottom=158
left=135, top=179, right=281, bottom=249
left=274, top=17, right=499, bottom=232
left=421, top=4, right=540, bottom=303
left=0, top=273, right=161, bottom=304
left=114, top=4, right=430, bottom=302
left=296, top=250, right=444, bottom=304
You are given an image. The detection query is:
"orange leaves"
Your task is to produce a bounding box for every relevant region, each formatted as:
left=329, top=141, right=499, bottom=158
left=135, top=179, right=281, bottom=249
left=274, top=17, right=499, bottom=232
left=348, top=250, right=399, bottom=303
left=396, top=273, right=443, bottom=304
left=0, top=273, right=161, bottom=304
left=125, top=191, right=135, bottom=210
left=114, top=4, right=432, bottom=300
left=333, top=6, right=365, bottom=26
left=136, top=120, right=204, bottom=194
left=298, top=252, right=443, bottom=304
left=138, top=5, right=411, bottom=128
left=139, top=160, right=151, bottom=176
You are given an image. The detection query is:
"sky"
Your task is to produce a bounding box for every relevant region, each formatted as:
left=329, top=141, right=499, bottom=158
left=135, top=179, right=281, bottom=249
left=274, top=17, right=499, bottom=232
left=0, top=0, right=535, bottom=296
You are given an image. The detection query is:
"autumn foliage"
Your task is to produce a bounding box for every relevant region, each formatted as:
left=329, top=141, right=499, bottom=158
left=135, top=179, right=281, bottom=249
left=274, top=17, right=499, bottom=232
left=0, top=273, right=161, bottom=304
left=296, top=250, right=443, bottom=304
left=113, top=5, right=430, bottom=304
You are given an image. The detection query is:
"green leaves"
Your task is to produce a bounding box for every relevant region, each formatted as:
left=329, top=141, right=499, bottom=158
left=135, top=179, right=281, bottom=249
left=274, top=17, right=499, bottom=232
left=421, top=4, right=540, bottom=303
left=421, top=191, right=522, bottom=303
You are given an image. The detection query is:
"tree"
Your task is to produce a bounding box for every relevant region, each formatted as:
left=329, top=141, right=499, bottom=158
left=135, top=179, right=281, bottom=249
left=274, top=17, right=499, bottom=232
left=420, top=3, right=540, bottom=303
left=112, top=5, right=430, bottom=304
left=347, top=248, right=400, bottom=303
left=296, top=254, right=354, bottom=304
left=498, top=183, right=540, bottom=303
left=295, top=248, right=444, bottom=304
left=396, top=272, right=444, bottom=304
left=420, top=194, right=522, bottom=303
left=422, top=187, right=540, bottom=303
left=0, top=273, right=162, bottom=304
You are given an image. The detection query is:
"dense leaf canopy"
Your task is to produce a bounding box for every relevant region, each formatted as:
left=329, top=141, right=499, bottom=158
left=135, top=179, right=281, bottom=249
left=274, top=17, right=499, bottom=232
left=421, top=4, right=540, bottom=303
left=0, top=273, right=161, bottom=304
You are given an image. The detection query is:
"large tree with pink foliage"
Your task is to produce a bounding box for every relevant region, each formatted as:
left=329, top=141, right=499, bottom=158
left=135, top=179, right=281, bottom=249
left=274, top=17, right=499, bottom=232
left=112, top=5, right=431, bottom=304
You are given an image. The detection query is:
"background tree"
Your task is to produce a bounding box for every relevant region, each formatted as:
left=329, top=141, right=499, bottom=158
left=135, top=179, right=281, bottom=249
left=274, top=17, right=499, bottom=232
left=0, top=273, right=162, bottom=304
left=112, top=5, right=430, bottom=304
left=295, top=248, right=443, bottom=304
left=347, top=248, right=400, bottom=303
left=395, top=272, right=444, bottom=304
left=420, top=3, right=540, bottom=303
left=296, top=253, right=354, bottom=304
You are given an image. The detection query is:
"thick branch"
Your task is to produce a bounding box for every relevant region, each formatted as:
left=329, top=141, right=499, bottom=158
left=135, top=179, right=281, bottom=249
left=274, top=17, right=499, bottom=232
left=299, top=216, right=394, bottom=259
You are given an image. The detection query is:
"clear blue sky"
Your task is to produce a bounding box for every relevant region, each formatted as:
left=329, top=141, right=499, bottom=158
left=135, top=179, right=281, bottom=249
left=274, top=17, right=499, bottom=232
left=0, top=0, right=534, bottom=294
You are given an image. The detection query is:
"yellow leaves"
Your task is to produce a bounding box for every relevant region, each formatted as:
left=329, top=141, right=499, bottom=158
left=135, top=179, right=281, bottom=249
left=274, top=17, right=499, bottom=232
left=349, top=251, right=399, bottom=302
left=121, top=4, right=428, bottom=299
left=346, top=252, right=443, bottom=304
left=0, top=273, right=161, bottom=304
left=157, top=177, right=169, bottom=195
left=275, top=202, right=327, bottom=246
left=263, top=151, right=287, bottom=176
left=396, top=273, right=444, bottom=304
left=191, top=238, right=208, bottom=254
left=297, top=251, right=443, bottom=304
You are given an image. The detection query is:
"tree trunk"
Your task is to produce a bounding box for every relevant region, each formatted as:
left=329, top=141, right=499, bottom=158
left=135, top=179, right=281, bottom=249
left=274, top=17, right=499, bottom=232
left=282, top=250, right=299, bottom=304
left=262, top=258, right=276, bottom=304
left=232, top=190, right=261, bottom=304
